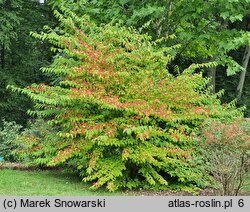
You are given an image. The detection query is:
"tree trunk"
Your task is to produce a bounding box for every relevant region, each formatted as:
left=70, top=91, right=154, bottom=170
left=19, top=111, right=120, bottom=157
left=208, top=65, right=216, bottom=94
left=237, top=46, right=250, bottom=99
left=1, top=45, right=5, bottom=69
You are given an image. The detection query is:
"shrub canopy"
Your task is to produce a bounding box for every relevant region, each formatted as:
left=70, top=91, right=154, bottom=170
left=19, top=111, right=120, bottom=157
left=10, top=9, right=243, bottom=191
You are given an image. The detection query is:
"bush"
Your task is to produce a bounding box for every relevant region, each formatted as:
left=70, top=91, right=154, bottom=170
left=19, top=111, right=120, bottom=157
left=198, top=118, right=250, bottom=195
left=13, top=119, right=60, bottom=166
left=0, top=120, right=22, bottom=162
left=9, top=9, right=243, bottom=191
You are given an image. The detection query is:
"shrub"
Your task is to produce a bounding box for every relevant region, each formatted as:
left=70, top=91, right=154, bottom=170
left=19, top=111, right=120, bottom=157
left=13, top=119, right=60, bottom=166
left=198, top=118, right=250, bottom=195
left=9, top=8, right=243, bottom=191
left=0, top=120, right=22, bottom=162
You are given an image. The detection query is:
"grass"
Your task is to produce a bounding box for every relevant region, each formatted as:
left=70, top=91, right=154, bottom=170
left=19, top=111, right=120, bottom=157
left=1, top=168, right=250, bottom=196
left=0, top=168, right=124, bottom=196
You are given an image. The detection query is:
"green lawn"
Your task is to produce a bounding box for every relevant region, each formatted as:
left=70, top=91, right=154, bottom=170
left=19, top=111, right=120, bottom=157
left=1, top=168, right=250, bottom=196
left=0, top=169, right=124, bottom=196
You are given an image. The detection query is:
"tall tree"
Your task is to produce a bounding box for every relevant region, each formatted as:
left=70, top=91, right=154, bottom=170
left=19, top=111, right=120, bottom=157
left=0, top=0, right=23, bottom=69
left=237, top=46, right=250, bottom=99
left=236, top=16, right=250, bottom=99
left=0, top=0, right=55, bottom=126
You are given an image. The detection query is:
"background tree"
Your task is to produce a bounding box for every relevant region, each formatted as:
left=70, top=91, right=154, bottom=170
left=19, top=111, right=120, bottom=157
left=0, top=0, right=55, bottom=126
